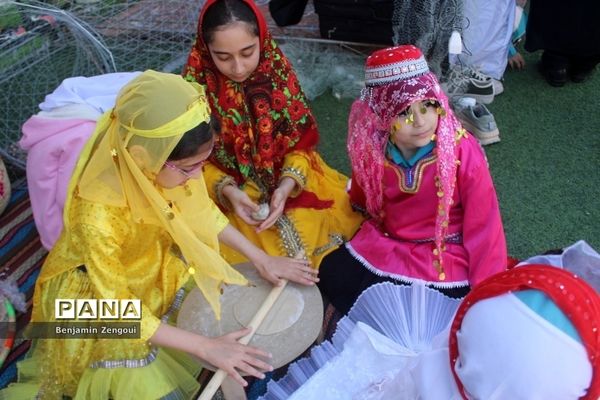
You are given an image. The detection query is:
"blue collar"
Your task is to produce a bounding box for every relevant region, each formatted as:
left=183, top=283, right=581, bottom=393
left=386, top=141, right=434, bottom=167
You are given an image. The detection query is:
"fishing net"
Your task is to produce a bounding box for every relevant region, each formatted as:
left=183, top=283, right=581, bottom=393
left=1, top=0, right=394, bottom=174
left=392, top=0, right=463, bottom=77
left=0, top=0, right=115, bottom=171
left=70, top=0, right=368, bottom=99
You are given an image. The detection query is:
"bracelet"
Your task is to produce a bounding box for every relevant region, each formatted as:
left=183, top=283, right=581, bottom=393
left=214, top=175, right=237, bottom=210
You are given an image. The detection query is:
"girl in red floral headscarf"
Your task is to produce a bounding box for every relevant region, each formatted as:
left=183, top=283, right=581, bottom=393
left=183, top=0, right=363, bottom=268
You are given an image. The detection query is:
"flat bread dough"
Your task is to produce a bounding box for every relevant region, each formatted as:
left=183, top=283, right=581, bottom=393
left=177, top=263, right=323, bottom=369
left=233, top=286, right=304, bottom=335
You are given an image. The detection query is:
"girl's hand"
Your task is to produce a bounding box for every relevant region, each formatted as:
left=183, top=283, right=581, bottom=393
left=256, top=177, right=297, bottom=233
left=223, top=185, right=260, bottom=226
left=508, top=53, right=526, bottom=70
left=198, top=328, right=273, bottom=387
left=149, top=324, right=271, bottom=387
left=254, top=254, right=318, bottom=286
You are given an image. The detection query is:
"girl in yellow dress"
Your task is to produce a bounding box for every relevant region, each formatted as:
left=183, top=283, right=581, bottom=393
left=0, top=70, right=317, bottom=399
left=183, top=0, right=364, bottom=269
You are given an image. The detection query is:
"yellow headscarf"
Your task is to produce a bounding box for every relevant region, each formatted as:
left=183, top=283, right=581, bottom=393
left=66, top=70, right=246, bottom=318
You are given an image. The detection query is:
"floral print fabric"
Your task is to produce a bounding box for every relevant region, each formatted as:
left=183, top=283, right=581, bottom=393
left=183, top=0, right=319, bottom=192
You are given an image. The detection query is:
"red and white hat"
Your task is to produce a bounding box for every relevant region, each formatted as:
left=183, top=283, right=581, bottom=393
left=364, top=45, right=429, bottom=87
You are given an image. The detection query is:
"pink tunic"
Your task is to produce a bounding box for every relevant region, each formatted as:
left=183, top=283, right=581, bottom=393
left=348, top=135, right=506, bottom=288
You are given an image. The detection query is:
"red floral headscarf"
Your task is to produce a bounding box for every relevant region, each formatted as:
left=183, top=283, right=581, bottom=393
left=183, top=0, right=319, bottom=193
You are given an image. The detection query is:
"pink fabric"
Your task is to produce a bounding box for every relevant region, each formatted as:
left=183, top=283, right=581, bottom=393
left=348, top=134, right=506, bottom=287
left=20, top=116, right=96, bottom=249
left=348, top=70, right=459, bottom=279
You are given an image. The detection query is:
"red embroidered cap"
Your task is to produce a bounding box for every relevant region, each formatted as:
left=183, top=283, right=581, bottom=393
left=364, top=45, right=429, bottom=87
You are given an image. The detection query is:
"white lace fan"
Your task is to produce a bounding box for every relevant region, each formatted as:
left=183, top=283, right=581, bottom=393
left=259, top=282, right=462, bottom=400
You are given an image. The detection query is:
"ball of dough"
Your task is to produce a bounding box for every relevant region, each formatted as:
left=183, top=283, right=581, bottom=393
left=252, top=203, right=270, bottom=221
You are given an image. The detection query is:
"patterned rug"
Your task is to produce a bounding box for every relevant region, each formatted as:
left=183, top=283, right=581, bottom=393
left=0, top=187, right=47, bottom=389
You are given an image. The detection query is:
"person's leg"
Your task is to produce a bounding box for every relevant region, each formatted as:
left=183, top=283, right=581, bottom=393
left=318, top=246, right=372, bottom=315
left=569, top=54, right=600, bottom=83
left=540, top=50, right=568, bottom=87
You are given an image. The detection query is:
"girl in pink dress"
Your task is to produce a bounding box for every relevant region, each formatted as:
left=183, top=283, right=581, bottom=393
left=318, top=45, right=507, bottom=314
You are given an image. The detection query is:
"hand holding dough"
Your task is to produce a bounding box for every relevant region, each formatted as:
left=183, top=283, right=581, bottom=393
left=252, top=203, right=270, bottom=221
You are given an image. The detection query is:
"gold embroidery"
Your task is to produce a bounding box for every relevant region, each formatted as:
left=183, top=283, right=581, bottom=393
left=313, top=233, right=345, bottom=256
left=387, top=154, right=437, bottom=194
left=276, top=214, right=306, bottom=258
left=280, top=167, right=306, bottom=197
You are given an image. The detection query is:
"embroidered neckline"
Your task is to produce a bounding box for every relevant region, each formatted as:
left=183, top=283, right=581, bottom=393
left=387, top=153, right=437, bottom=193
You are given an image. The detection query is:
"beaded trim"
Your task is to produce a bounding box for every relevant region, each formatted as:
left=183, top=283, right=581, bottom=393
left=312, top=233, right=345, bottom=257
left=214, top=175, right=236, bottom=210
left=379, top=230, right=463, bottom=244
left=89, top=346, right=159, bottom=370
left=160, top=288, right=185, bottom=324
left=345, top=242, right=468, bottom=288
left=388, top=154, right=437, bottom=194
left=280, top=167, right=306, bottom=197
left=276, top=214, right=306, bottom=258
left=281, top=166, right=306, bottom=187
left=89, top=288, right=185, bottom=369
left=410, top=231, right=462, bottom=244
left=365, top=57, right=429, bottom=86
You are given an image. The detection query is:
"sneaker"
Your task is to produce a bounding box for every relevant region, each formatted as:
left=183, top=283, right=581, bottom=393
left=492, top=79, right=504, bottom=96
left=442, top=65, right=495, bottom=104
left=460, top=66, right=493, bottom=83
left=451, top=97, right=500, bottom=145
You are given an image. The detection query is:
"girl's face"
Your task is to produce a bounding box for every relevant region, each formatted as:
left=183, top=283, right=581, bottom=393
left=154, top=136, right=214, bottom=189
left=207, top=21, right=260, bottom=83
left=389, top=100, right=439, bottom=159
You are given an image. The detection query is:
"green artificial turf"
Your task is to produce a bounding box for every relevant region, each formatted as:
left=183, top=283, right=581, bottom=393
left=310, top=49, right=600, bottom=260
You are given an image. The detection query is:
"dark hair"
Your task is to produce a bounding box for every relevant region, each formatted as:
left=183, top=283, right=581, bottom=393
left=168, top=117, right=220, bottom=161
left=201, top=0, right=259, bottom=44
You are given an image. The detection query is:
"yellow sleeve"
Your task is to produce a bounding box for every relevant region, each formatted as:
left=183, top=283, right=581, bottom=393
left=203, top=161, right=236, bottom=209
left=207, top=199, right=229, bottom=234
left=281, top=150, right=310, bottom=198
left=70, top=206, right=161, bottom=342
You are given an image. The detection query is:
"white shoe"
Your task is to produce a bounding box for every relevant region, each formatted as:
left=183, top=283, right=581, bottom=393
left=443, top=66, right=495, bottom=104
left=451, top=97, right=500, bottom=146
left=492, top=79, right=504, bottom=96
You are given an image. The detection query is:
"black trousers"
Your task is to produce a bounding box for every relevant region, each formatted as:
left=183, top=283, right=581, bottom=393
left=318, top=245, right=470, bottom=315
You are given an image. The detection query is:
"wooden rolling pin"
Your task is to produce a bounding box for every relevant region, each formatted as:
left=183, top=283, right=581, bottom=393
left=197, top=278, right=289, bottom=400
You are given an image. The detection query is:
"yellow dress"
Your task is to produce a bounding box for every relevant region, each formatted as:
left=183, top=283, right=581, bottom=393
left=0, top=193, right=229, bottom=400
left=206, top=150, right=365, bottom=267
